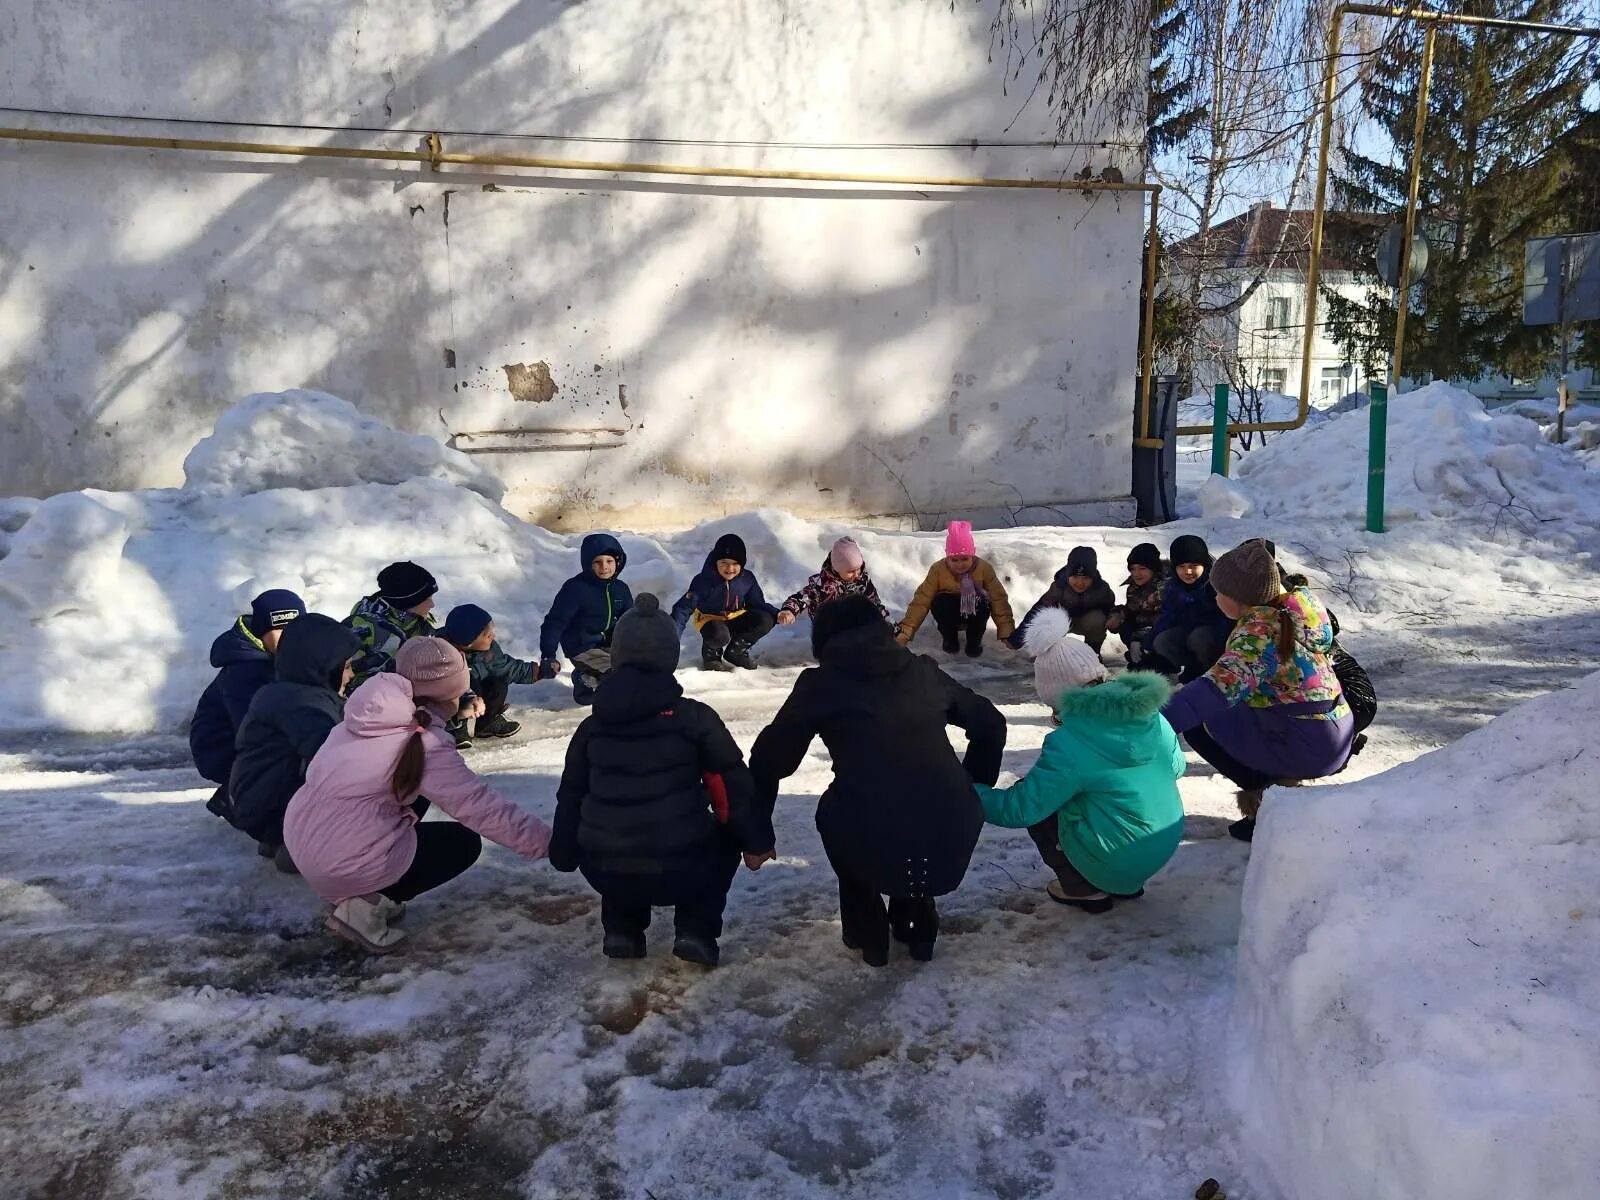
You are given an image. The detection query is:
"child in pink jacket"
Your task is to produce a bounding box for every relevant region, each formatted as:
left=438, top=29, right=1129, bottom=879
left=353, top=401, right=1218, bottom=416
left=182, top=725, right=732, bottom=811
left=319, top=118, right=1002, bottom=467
left=284, top=637, right=551, bottom=953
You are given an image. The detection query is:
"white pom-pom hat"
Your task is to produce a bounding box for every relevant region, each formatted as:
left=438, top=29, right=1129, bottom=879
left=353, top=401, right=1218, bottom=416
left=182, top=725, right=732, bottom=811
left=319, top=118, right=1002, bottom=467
left=1022, top=607, right=1109, bottom=706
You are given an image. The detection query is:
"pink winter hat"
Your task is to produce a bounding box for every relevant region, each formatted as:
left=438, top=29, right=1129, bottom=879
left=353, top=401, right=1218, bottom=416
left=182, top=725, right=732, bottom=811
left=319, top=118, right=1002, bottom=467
left=829, top=536, right=866, bottom=574
left=395, top=637, right=470, bottom=703
left=945, top=520, right=977, bottom=558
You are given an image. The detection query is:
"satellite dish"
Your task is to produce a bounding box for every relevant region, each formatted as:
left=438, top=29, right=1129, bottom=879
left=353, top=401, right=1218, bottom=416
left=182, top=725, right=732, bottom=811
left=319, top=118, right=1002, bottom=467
left=1376, top=223, right=1430, bottom=288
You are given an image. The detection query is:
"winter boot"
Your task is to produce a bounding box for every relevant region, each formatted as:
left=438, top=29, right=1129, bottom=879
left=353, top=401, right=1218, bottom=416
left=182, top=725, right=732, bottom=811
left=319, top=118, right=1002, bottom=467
left=701, top=646, right=735, bottom=673
left=1046, top=880, right=1113, bottom=913
left=327, top=897, right=407, bottom=954
left=371, top=895, right=407, bottom=924
left=602, top=931, right=646, bottom=959
left=571, top=673, right=599, bottom=706
left=672, top=933, right=720, bottom=968
left=206, top=787, right=230, bottom=819
left=940, top=629, right=961, bottom=654
left=446, top=717, right=473, bottom=749
left=1228, top=818, right=1256, bottom=842
left=474, top=713, right=521, bottom=740
left=859, top=943, right=890, bottom=968
left=273, top=843, right=301, bottom=876
left=723, top=640, right=758, bottom=670
left=256, top=839, right=279, bottom=859
left=965, top=628, right=985, bottom=658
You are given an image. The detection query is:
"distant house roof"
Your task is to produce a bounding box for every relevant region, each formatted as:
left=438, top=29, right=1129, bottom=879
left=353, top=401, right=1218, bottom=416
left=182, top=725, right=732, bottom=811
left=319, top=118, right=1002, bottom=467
left=1168, top=203, right=1387, bottom=274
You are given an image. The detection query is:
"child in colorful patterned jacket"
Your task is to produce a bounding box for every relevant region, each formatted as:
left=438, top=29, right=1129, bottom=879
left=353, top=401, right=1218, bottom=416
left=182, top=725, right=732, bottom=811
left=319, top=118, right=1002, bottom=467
left=776, top=536, right=890, bottom=627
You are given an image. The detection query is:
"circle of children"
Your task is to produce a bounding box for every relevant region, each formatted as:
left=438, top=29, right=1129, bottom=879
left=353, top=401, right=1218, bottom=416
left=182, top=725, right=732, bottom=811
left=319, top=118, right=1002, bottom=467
left=192, top=523, right=1376, bottom=965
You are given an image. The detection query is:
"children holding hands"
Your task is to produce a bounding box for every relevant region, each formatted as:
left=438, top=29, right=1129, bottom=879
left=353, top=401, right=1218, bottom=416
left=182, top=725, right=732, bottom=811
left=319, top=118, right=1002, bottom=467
left=672, top=533, right=779, bottom=671
left=777, top=536, right=889, bottom=626
left=539, top=534, right=633, bottom=704
left=896, top=521, right=1016, bottom=658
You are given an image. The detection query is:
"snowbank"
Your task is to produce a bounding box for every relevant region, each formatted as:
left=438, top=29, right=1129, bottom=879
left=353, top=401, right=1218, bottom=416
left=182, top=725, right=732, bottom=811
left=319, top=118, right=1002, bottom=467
left=1235, top=382, right=1600, bottom=527
left=1234, top=671, right=1600, bottom=1200
left=181, top=389, right=505, bottom=503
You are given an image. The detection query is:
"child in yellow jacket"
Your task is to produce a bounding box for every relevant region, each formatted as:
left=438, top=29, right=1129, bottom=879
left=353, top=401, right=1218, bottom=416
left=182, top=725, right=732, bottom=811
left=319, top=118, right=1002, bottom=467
left=895, top=521, right=1016, bottom=658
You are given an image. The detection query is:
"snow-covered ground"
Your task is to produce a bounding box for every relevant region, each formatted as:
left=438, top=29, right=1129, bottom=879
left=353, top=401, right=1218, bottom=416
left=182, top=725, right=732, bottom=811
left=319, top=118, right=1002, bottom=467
left=2, top=387, right=1598, bottom=1198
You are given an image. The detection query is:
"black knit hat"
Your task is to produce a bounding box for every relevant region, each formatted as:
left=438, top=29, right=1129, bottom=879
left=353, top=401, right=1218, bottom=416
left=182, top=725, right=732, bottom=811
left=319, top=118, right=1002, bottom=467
left=376, top=561, right=438, bottom=609
left=1065, top=546, right=1098, bottom=577
left=1168, top=535, right=1212, bottom=569
left=610, top=593, right=681, bottom=673
left=1126, top=543, right=1162, bottom=572
left=711, top=533, right=748, bottom=567
left=812, top=594, right=885, bottom=659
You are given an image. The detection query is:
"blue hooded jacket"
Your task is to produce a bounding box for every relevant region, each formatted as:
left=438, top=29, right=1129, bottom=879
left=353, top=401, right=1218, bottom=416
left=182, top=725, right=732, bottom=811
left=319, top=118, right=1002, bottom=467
left=540, top=534, right=634, bottom=660
left=189, top=618, right=275, bottom=785
left=670, top=535, right=778, bottom=632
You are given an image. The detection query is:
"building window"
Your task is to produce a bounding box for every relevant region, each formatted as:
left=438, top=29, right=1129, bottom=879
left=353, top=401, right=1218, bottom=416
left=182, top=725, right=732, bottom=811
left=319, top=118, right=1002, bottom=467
left=1265, top=296, right=1291, bottom=330
left=1261, top=368, right=1288, bottom=394
left=1320, top=367, right=1346, bottom=402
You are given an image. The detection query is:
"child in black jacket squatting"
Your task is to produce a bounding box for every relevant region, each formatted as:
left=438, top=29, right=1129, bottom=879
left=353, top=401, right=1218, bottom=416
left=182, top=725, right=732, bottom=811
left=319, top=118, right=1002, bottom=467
left=751, top=596, right=1006, bottom=966
left=552, top=594, right=777, bottom=968
left=671, top=533, right=779, bottom=671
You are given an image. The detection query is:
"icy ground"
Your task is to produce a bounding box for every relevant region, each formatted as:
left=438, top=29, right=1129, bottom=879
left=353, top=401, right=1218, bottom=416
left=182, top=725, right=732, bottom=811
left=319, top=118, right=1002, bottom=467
left=3, top=385, right=1599, bottom=1198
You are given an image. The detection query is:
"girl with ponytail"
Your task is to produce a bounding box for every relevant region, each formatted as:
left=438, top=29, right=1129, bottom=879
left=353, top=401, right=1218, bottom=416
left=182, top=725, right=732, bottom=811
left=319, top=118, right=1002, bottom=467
left=284, top=638, right=551, bottom=953
left=1159, top=539, right=1354, bottom=843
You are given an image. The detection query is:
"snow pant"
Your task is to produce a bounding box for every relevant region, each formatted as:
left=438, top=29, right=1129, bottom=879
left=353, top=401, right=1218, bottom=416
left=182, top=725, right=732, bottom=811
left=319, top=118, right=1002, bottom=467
left=570, top=648, right=612, bottom=703
left=1070, top=609, right=1109, bottom=652
left=1179, top=725, right=1275, bottom=793
left=475, top=673, right=511, bottom=721
left=930, top=592, right=990, bottom=651
left=1026, top=818, right=1104, bottom=895
left=587, top=851, right=741, bottom=943
left=1153, top=625, right=1226, bottom=683
left=380, top=813, right=483, bottom=902
left=825, top=845, right=939, bottom=957
left=700, top=610, right=776, bottom=653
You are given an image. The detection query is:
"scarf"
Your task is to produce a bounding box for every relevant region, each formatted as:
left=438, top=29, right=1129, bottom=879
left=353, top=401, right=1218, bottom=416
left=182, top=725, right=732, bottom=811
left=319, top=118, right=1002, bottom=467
left=958, top=569, right=980, bottom=618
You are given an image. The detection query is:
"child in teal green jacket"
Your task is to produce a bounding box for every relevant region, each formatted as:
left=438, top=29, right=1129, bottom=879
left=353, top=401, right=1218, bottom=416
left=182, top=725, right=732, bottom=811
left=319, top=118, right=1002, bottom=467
left=978, top=608, right=1186, bottom=913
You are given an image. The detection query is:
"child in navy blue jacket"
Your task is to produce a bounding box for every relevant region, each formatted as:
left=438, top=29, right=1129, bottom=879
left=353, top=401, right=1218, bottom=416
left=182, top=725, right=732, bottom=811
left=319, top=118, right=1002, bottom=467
left=540, top=534, right=634, bottom=705
left=671, top=533, right=779, bottom=671
left=1150, top=534, right=1234, bottom=682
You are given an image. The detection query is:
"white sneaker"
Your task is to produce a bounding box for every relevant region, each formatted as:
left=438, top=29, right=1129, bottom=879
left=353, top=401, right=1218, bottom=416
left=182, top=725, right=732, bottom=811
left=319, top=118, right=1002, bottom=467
left=369, top=895, right=407, bottom=924
left=327, top=897, right=408, bottom=954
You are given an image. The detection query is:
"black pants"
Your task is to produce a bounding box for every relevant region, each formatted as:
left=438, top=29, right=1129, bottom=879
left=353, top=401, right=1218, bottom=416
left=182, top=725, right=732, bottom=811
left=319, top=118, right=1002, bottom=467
left=1180, top=725, right=1274, bottom=792
left=827, top=847, right=939, bottom=956
left=1153, top=625, right=1226, bottom=683
left=476, top=673, right=511, bottom=721
left=1025, top=818, right=1102, bottom=895
left=592, top=855, right=740, bottom=942
left=701, top=610, right=776, bottom=652
left=381, top=816, right=483, bottom=902
left=1333, top=646, right=1377, bottom=733
left=930, top=592, right=989, bottom=649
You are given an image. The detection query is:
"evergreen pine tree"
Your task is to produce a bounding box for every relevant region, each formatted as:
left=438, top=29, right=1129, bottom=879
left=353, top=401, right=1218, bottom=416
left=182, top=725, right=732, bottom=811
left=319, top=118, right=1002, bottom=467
left=1326, top=1, right=1595, bottom=383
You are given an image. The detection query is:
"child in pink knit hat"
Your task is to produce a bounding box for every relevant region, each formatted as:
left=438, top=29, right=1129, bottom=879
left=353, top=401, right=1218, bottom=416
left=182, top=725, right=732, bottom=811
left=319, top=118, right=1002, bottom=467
left=895, top=521, right=1016, bottom=658
left=776, top=535, right=891, bottom=628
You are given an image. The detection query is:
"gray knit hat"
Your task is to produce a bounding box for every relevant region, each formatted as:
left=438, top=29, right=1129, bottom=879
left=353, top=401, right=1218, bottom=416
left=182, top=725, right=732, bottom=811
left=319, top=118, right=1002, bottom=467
left=1210, top=541, right=1282, bottom=606
left=610, top=593, right=681, bottom=673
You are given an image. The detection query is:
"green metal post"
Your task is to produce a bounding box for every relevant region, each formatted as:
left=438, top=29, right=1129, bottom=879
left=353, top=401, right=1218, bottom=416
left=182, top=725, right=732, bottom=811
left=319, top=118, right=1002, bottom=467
left=1210, top=384, right=1230, bottom=477
left=1366, top=381, right=1389, bottom=533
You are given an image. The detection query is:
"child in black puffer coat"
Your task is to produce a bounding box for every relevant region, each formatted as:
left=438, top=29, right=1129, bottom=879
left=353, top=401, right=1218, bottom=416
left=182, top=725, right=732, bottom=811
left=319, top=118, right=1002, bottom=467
left=552, top=594, right=776, bottom=968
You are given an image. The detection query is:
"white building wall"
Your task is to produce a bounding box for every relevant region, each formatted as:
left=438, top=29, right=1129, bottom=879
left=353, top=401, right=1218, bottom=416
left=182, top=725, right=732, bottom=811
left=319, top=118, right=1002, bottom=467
left=0, top=0, right=1146, bottom=529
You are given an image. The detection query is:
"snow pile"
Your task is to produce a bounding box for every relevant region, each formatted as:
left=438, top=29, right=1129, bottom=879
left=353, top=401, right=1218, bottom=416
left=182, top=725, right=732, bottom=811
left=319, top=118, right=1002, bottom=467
left=1197, top=473, right=1252, bottom=520
left=1234, top=671, right=1600, bottom=1200
left=1235, top=382, right=1599, bottom=526
left=181, top=389, right=505, bottom=503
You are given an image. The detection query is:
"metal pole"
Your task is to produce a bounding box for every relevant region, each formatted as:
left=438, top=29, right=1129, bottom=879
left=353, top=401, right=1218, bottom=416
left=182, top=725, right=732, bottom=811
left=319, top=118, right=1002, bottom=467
left=1557, top=240, right=1572, bottom=445
left=1137, top=188, right=1163, bottom=445
left=1211, top=383, right=1231, bottom=477
left=1391, top=24, right=1436, bottom=393
left=1299, top=6, right=1346, bottom=425
left=1367, top=381, right=1389, bottom=532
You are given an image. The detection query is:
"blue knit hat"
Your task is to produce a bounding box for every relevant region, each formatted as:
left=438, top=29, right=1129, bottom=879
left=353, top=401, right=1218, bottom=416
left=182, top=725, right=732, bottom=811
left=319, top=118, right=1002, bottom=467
left=442, top=603, right=493, bottom=646
left=248, top=589, right=307, bottom=636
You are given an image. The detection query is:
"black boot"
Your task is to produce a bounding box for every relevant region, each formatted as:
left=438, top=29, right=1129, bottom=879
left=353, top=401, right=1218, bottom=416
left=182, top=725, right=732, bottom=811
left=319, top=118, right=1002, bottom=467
left=940, top=628, right=961, bottom=654
left=272, top=843, right=300, bottom=875
left=701, top=646, right=735, bottom=673
left=723, top=640, right=757, bottom=670
left=1228, top=817, right=1256, bottom=843
left=965, top=627, right=984, bottom=658
left=602, top=931, right=646, bottom=959
left=672, top=934, right=720, bottom=968
left=474, top=713, right=521, bottom=739
left=445, top=717, right=472, bottom=749
left=206, top=787, right=229, bottom=819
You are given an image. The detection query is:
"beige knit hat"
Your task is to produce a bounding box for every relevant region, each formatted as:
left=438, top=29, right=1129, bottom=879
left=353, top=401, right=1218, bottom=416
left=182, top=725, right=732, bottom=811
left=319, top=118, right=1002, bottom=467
left=395, top=637, right=470, bottom=702
left=1210, top=541, right=1282, bottom=606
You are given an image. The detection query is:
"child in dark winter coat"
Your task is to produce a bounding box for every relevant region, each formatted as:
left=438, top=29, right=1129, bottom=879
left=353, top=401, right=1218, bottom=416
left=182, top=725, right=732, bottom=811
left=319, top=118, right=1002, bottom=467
left=440, top=604, right=542, bottom=746
left=225, top=614, right=362, bottom=870
left=346, top=561, right=439, bottom=685
left=671, top=533, right=779, bottom=672
left=1150, top=535, right=1234, bottom=682
left=752, top=595, right=1006, bottom=966
left=776, top=536, right=890, bottom=626
left=191, top=589, right=306, bottom=804
left=539, top=533, right=634, bottom=705
left=553, top=594, right=776, bottom=968
left=1013, top=546, right=1117, bottom=652
left=1107, top=543, right=1166, bottom=669
left=980, top=608, right=1185, bottom=912
left=896, top=521, right=1017, bottom=658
